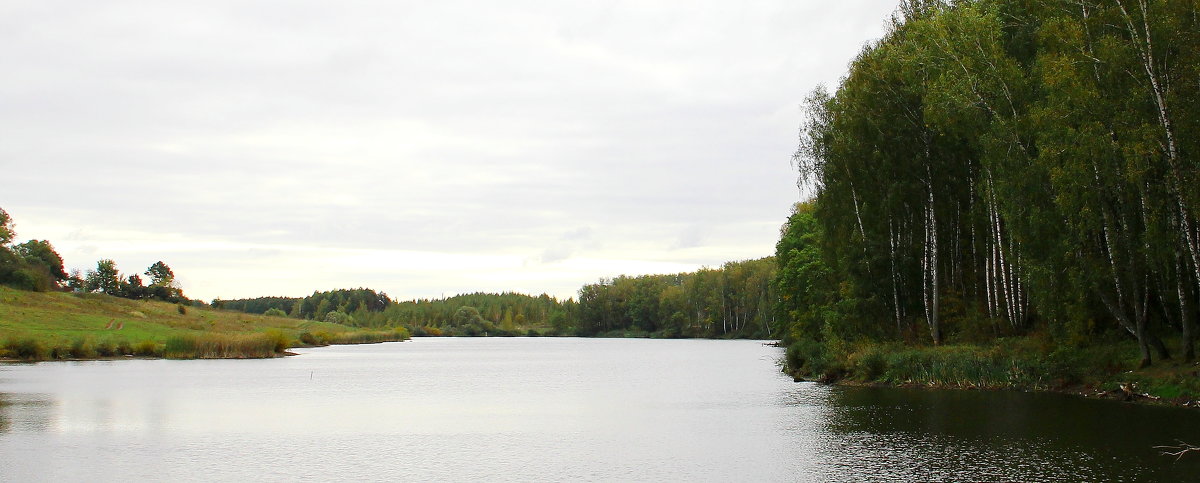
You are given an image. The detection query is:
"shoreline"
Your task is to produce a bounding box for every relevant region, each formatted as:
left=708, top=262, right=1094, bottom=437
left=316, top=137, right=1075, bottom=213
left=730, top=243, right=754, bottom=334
left=792, top=368, right=1200, bottom=409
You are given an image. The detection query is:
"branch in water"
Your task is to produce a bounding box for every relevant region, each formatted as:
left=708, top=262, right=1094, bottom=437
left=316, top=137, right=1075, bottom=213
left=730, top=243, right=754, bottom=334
left=1155, top=440, right=1200, bottom=462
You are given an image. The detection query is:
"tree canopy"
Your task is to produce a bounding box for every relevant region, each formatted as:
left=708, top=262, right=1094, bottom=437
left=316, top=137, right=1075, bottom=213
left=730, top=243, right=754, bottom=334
left=775, top=0, right=1200, bottom=367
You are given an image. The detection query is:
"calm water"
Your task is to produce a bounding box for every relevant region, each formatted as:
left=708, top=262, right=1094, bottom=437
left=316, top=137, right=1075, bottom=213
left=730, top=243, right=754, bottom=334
left=1, top=338, right=1197, bottom=481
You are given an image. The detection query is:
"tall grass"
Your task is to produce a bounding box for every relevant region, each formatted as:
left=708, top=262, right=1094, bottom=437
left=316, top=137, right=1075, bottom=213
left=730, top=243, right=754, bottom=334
left=1, top=335, right=164, bottom=360
left=788, top=337, right=1138, bottom=391
left=329, top=327, right=411, bottom=345
left=298, top=327, right=410, bottom=346
left=163, top=332, right=282, bottom=359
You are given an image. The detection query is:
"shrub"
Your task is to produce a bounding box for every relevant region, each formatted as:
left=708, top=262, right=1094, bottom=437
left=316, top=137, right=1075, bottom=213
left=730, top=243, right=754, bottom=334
left=5, top=337, right=46, bottom=360
left=263, top=308, right=287, bottom=317
left=132, top=340, right=161, bottom=357
left=324, top=311, right=352, bottom=324
left=70, top=337, right=98, bottom=359
left=95, top=339, right=116, bottom=357
left=299, top=331, right=318, bottom=345
left=263, top=329, right=289, bottom=353
left=176, top=304, right=188, bottom=315
left=785, top=338, right=831, bottom=378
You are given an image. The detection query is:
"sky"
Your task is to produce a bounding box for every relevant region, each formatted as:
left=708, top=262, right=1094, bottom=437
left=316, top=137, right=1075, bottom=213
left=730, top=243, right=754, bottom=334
left=1, top=1, right=899, bottom=302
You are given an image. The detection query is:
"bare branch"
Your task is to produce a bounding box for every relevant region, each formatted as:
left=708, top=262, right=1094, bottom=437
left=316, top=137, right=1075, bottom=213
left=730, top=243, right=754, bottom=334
left=1155, top=440, right=1200, bottom=462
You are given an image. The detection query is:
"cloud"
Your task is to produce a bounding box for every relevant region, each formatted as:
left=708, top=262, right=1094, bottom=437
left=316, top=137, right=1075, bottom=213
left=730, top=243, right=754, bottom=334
left=0, top=0, right=898, bottom=301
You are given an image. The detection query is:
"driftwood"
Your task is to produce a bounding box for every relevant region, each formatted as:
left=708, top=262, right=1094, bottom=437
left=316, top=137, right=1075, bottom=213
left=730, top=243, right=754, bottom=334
left=1155, top=440, right=1200, bottom=462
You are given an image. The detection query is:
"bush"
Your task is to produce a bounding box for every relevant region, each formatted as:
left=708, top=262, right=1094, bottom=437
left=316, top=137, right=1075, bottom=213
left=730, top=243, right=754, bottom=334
left=785, top=338, right=831, bottom=378
left=299, top=331, right=319, bottom=345
left=5, top=337, right=46, bottom=360
left=324, top=311, right=353, bottom=325
left=70, top=337, right=97, bottom=359
left=263, top=308, right=287, bottom=317
left=132, top=340, right=161, bottom=357
left=263, top=329, right=289, bottom=353
left=95, top=339, right=117, bottom=357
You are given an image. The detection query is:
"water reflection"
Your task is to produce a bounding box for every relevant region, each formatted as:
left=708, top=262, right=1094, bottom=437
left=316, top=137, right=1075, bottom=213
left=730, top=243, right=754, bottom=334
left=0, top=392, right=56, bottom=433
left=1, top=340, right=1198, bottom=482
left=822, top=386, right=1200, bottom=481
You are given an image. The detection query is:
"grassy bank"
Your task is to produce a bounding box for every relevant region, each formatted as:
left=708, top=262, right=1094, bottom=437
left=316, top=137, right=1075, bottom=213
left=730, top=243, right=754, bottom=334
left=0, top=286, right=409, bottom=361
left=785, top=335, right=1200, bottom=406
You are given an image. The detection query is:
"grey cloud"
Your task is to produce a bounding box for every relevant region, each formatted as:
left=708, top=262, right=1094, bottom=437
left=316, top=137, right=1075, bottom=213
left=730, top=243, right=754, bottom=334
left=1, top=0, right=898, bottom=300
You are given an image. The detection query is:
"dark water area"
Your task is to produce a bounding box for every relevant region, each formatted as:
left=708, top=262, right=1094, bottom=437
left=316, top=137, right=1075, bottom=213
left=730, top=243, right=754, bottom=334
left=1, top=338, right=1197, bottom=481
left=819, top=386, right=1200, bottom=481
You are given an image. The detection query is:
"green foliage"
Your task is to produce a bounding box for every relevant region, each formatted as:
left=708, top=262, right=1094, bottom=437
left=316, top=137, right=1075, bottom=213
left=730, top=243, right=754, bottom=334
left=776, top=0, right=1200, bottom=374
left=774, top=202, right=838, bottom=344
left=3, top=337, right=46, bottom=360
left=323, top=311, right=353, bottom=325
left=132, top=340, right=161, bottom=357
left=297, top=288, right=391, bottom=323
left=218, top=289, right=573, bottom=336
left=263, top=307, right=286, bottom=317
left=69, top=337, right=98, bottom=359
left=263, top=329, right=289, bottom=353
left=14, top=240, right=68, bottom=283
left=144, top=261, right=174, bottom=287
left=85, top=259, right=122, bottom=295
left=0, top=213, right=69, bottom=292
left=212, top=296, right=298, bottom=317
left=384, top=292, right=568, bottom=333
left=0, top=207, right=13, bottom=246
left=576, top=258, right=776, bottom=338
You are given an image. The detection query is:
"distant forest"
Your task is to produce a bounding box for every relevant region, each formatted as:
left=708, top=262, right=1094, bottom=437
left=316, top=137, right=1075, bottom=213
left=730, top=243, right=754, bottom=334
left=212, top=258, right=776, bottom=338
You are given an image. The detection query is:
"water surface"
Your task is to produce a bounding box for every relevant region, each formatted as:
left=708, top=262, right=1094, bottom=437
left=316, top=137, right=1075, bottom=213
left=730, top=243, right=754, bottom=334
left=1, top=338, right=1197, bottom=481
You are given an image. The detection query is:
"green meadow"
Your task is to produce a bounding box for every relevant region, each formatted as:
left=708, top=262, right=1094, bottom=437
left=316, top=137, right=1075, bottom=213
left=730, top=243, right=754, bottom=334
left=0, top=285, right=408, bottom=360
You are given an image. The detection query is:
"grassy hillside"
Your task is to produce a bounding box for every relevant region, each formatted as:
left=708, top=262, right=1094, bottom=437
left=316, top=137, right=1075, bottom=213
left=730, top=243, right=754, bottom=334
left=0, top=286, right=408, bottom=360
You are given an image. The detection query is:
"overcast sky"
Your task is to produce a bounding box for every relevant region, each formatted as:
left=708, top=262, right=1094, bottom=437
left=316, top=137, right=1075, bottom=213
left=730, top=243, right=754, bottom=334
left=1, top=1, right=898, bottom=302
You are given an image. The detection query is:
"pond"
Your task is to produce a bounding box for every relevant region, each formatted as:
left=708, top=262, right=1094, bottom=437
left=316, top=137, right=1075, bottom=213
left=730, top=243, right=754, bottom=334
left=1, top=337, right=1197, bottom=481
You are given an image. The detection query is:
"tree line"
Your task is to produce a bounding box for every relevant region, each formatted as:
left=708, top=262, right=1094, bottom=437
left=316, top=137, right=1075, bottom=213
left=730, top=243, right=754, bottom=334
left=0, top=208, right=68, bottom=291
left=216, top=290, right=573, bottom=336
left=776, top=0, right=1199, bottom=367
left=0, top=208, right=187, bottom=304
left=214, top=260, right=777, bottom=339
left=575, top=258, right=776, bottom=338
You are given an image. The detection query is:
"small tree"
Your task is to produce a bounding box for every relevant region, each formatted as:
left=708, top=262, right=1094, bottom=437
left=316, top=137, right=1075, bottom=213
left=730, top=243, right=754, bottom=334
left=15, top=240, right=68, bottom=283
left=86, top=259, right=122, bottom=295
left=121, top=274, right=147, bottom=299
left=0, top=207, right=14, bottom=246
left=145, top=261, right=174, bottom=287
left=142, top=261, right=184, bottom=302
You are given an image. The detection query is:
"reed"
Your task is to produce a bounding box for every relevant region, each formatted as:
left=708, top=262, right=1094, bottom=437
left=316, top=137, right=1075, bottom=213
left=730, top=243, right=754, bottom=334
left=328, top=327, right=411, bottom=345
left=163, top=332, right=282, bottom=359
